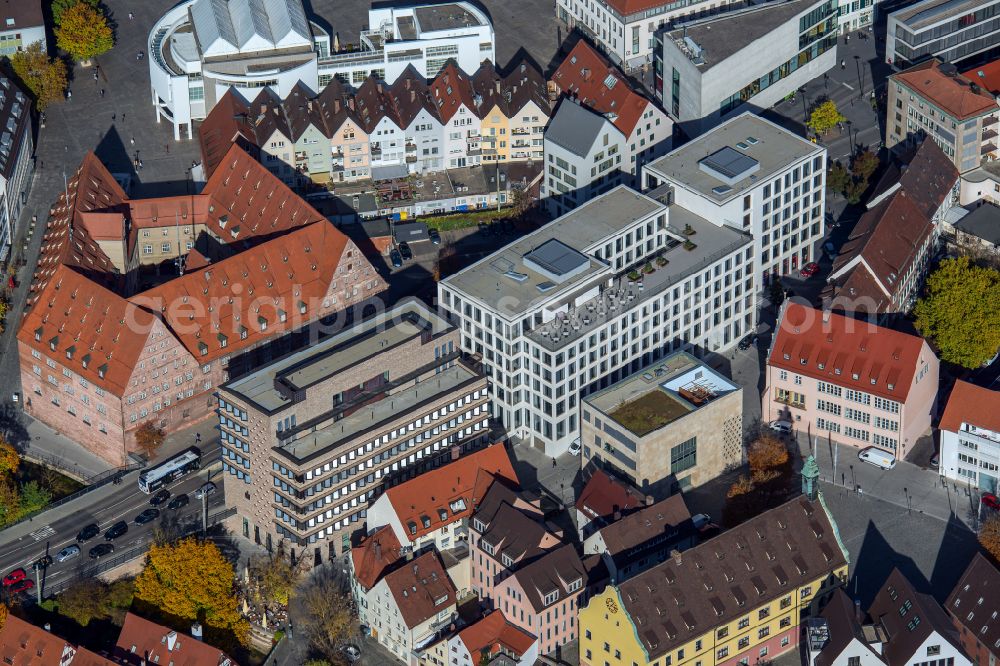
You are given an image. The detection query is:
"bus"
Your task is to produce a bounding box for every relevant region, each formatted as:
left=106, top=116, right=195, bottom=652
left=138, top=446, right=202, bottom=493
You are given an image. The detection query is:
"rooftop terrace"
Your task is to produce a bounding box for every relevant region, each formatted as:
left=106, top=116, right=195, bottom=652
left=414, top=4, right=485, bottom=32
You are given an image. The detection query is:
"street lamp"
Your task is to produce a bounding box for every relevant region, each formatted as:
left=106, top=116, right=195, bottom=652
left=846, top=120, right=855, bottom=158
left=800, top=87, right=808, bottom=122
left=904, top=486, right=911, bottom=513
left=849, top=463, right=856, bottom=490
left=853, top=55, right=863, bottom=93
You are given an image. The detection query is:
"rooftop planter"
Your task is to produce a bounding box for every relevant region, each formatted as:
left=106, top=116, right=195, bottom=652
left=683, top=223, right=696, bottom=236
left=627, top=270, right=642, bottom=282
left=643, top=261, right=654, bottom=274
left=656, top=255, right=668, bottom=267
left=684, top=240, right=697, bottom=251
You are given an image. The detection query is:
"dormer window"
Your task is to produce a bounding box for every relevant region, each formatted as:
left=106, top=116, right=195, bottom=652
left=66, top=346, right=75, bottom=360
left=835, top=368, right=842, bottom=375
left=34, top=327, right=42, bottom=342
left=783, top=353, right=790, bottom=360
left=501, top=552, right=514, bottom=567
left=567, top=578, right=583, bottom=593
left=870, top=378, right=877, bottom=385
left=421, top=515, right=431, bottom=529
left=218, top=333, right=228, bottom=348
left=278, top=309, right=287, bottom=323
left=98, top=364, right=107, bottom=379
left=198, top=342, right=208, bottom=356
left=852, top=373, right=859, bottom=380
left=258, top=316, right=268, bottom=331
left=82, top=354, right=90, bottom=369
left=239, top=325, right=248, bottom=340
left=800, top=358, right=807, bottom=365
left=543, top=590, right=560, bottom=606
left=887, top=383, right=895, bottom=391
left=408, top=521, right=417, bottom=535
left=49, top=336, right=59, bottom=352
left=298, top=301, right=307, bottom=315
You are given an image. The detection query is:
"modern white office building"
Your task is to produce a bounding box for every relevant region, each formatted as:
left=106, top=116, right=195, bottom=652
left=886, top=0, right=1000, bottom=71
left=317, top=3, right=495, bottom=87
left=0, top=76, right=32, bottom=263
left=643, top=112, right=827, bottom=298
left=439, top=185, right=754, bottom=456
left=939, top=380, right=1000, bottom=493
left=835, top=0, right=879, bottom=33
left=653, top=0, right=838, bottom=136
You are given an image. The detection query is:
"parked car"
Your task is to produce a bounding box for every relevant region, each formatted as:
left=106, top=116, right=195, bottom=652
left=692, top=513, right=712, bottom=529
left=2, top=569, right=25, bottom=586
left=389, top=249, right=402, bottom=268
left=823, top=241, right=837, bottom=257
left=799, top=262, right=820, bottom=278
left=770, top=420, right=793, bottom=435
left=929, top=453, right=940, bottom=469
left=982, top=492, right=1000, bottom=511
left=149, top=489, right=171, bottom=506
left=104, top=521, right=128, bottom=541
left=10, top=579, right=34, bottom=595
left=57, top=545, right=81, bottom=563
left=342, top=645, right=361, bottom=663
left=428, top=228, right=441, bottom=245
left=88, top=543, right=114, bottom=559
left=167, top=494, right=190, bottom=510
left=32, top=555, right=52, bottom=570
left=399, top=242, right=413, bottom=261
left=738, top=334, right=757, bottom=351
left=858, top=447, right=897, bottom=470
left=134, top=508, right=160, bottom=525
left=194, top=482, right=216, bottom=499
left=76, top=524, right=100, bottom=542
left=568, top=439, right=581, bottom=455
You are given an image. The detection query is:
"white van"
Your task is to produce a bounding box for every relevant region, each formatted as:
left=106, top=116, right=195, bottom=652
left=858, top=447, right=896, bottom=470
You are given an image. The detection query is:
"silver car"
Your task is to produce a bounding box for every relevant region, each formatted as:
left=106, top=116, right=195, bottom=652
left=194, top=481, right=216, bottom=499
left=56, top=545, right=80, bottom=562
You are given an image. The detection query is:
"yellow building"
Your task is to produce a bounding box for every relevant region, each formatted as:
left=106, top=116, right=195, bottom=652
left=472, top=59, right=550, bottom=164
left=580, top=495, right=848, bottom=666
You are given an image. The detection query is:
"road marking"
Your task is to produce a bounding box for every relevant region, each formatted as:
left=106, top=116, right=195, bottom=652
left=841, top=81, right=854, bottom=90
left=30, top=526, right=55, bottom=541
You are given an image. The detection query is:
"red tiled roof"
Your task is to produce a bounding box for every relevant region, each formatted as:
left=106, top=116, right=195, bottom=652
left=384, top=443, right=518, bottom=542
left=352, top=524, right=403, bottom=590
left=72, top=647, right=117, bottom=665
left=575, top=468, right=643, bottom=520
left=0, top=614, right=76, bottom=665
left=894, top=59, right=997, bottom=121
left=429, top=61, right=478, bottom=123
left=114, top=613, right=235, bottom=665
left=603, top=0, right=676, bottom=16
left=198, top=88, right=254, bottom=179
left=963, top=58, right=1000, bottom=96
left=78, top=211, right=125, bottom=241
left=939, top=380, right=1000, bottom=434
left=551, top=41, right=651, bottom=136
left=18, top=264, right=155, bottom=394
left=457, top=610, right=536, bottom=658
left=769, top=303, right=929, bottom=401
left=383, top=551, right=456, bottom=629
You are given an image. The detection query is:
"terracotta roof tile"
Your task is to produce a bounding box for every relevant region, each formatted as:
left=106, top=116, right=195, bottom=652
left=963, top=58, right=1000, bottom=96
left=113, top=612, right=235, bottom=665
left=575, top=468, right=644, bottom=520
left=894, top=59, right=997, bottom=121
left=352, top=524, right=403, bottom=590
left=0, top=614, right=78, bottom=665
left=429, top=61, right=478, bottom=123
left=769, top=303, right=928, bottom=401
left=198, top=89, right=255, bottom=179
left=939, top=380, right=1000, bottom=434
left=383, top=551, right=456, bottom=629
left=551, top=41, right=651, bottom=136
left=457, top=610, right=537, bottom=658
left=384, top=443, right=518, bottom=543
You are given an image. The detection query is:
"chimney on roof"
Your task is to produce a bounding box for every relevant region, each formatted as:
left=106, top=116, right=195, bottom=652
left=334, top=99, right=341, bottom=113
left=613, top=509, right=622, bottom=521
left=165, top=631, right=178, bottom=652
left=190, top=623, right=203, bottom=641
left=646, top=495, right=654, bottom=506
left=260, top=104, right=266, bottom=114
left=377, top=83, right=383, bottom=94
left=348, top=98, right=355, bottom=110
left=495, top=80, right=501, bottom=94
left=410, top=90, right=415, bottom=103
left=671, top=549, right=682, bottom=565
left=375, top=540, right=382, bottom=560
left=405, top=78, right=411, bottom=90
left=413, top=563, right=419, bottom=576
left=450, top=445, right=460, bottom=461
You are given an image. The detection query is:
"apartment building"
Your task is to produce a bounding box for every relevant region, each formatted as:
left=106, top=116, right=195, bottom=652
left=0, top=75, right=32, bottom=262
left=826, top=138, right=959, bottom=318
left=19, top=146, right=385, bottom=464
left=555, top=0, right=741, bottom=70
left=835, top=0, right=878, bottom=33
left=581, top=351, right=743, bottom=495
left=439, top=185, right=754, bottom=455
left=643, top=112, right=828, bottom=295
left=473, top=61, right=550, bottom=163
left=811, top=570, right=970, bottom=666
left=580, top=495, right=849, bottom=666
left=946, top=553, right=1000, bottom=666
left=888, top=59, right=1000, bottom=172
left=429, top=62, right=482, bottom=168
left=447, top=611, right=539, bottom=666
left=763, top=303, right=939, bottom=459
left=938, top=380, right=1000, bottom=493
left=217, top=299, right=491, bottom=562
left=654, top=0, right=838, bottom=137
left=550, top=41, right=673, bottom=175
left=0, top=0, right=45, bottom=56
left=886, top=0, right=1000, bottom=71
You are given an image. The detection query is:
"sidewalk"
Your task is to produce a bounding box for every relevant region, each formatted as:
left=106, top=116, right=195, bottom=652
left=21, top=415, right=115, bottom=480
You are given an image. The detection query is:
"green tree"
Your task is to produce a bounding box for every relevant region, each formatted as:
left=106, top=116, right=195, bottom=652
left=0, top=480, right=19, bottom=526
left=827, top=162, right=851, bottom=195
left=807, top=100, right=846, bottom=135
left=51, top=0, right=99, bottom=25
left=18, top=481, right=52, bottom=517
left=54, top=2, right=114, bottom=62
left=845, top=178, right=868, bottom=205
left=58, top=579, right=107, bottom=627
left=915, top=257, right=1000, bottom=368
left=10, top=43, right=68, bottom=111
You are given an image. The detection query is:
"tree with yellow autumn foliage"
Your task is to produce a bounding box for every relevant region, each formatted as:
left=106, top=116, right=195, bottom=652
left=981, top=514, right=1000, bottom=564
left=54, top=2, right=113, bottom=62
left=0, top=439, right=19, bottom=476
left=134, top=538, right=249, bottom=647
left=723, top=433, right=793, bottom=526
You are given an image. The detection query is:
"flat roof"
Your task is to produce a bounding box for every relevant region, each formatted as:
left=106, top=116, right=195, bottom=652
left=954, top=202, right=1000, bottom=245
left=663, top=0, right=824, bottom=71
left=646, top=113, right=820, bottom=204
left=414, top=3, right=484, bottom=32
left=442, top=186, right=663, bottom=317
left=586, top=351, right=739, bottom=436
left=890, top=0, right=989, bottom=29
left=222, top=299, right=451, bottom=412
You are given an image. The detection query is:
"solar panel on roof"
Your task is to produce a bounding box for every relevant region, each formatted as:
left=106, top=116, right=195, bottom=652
left=524, top=239, right=588, bottom=277
left=701, top=146, right=759, bottom=179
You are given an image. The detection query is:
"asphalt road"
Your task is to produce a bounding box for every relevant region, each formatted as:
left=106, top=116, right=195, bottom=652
left=0, top=457, right=225, bottom=601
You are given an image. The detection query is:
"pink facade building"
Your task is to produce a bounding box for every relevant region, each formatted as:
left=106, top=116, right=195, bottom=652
left=763, top=303, right=939, bottom=458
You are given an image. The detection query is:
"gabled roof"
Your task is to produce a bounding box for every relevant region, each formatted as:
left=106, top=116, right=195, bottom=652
left=510, top=543, right=586, bottom=613
left=575, top=468, right=644, bottom=521
left=354, top=75, right=400, bottom=133
left=868, top=569, right=964, bottom=666
left=315, top=76, right=360, bottom=134
left=0, top=614, right=77, bottom=666
left=476, top=498, right=557, bottom=566
left=352, top=524, right=403, bottom=590
left=247, top=87, right=293, bottom=146
left=964, top=58, right=1000, bottom=96
left=383, top=551, right=456, bottom=629
left=198, top=88, right=255, bottom=179
left=619, top=496, right=848, bottom=660
left=814, top=589, right=883, bottom=666
left=457, top=610, right=537, bottom=658
left=280, top=81, right=325, bottom=141
left=504, top=60, right=551, bottom=116
left=383, top=443, right=518, bottom=543
left=551, top=40, right=651, bottom=136
left=429, top=61, right=478, bottom=123
left=544, top=98, right=610, bottom=157
left=939, top=380, right=1000, bottom=434
left=946, top=553, right=1000, bottom=657
left=390, top=65, right=440, bottom=128
left=598, top=493, right=692, bottom=558
left=114, top=612, right=234, bottom=665
left=893, top=59, right=997, bottom=121
left=769, top=303, right=928, bottom=401
left=471, top=59, right=507, bottom=119
left=896, top=139, right=960, bottom=220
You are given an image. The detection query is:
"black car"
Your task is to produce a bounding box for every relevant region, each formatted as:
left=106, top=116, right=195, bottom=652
left=166, top=494, right=190, bottom=510
left=428, top=228, right=441, bottom=245
left=738, top=334, right=757, bottom=351
left=104, top=521, right=128, bottom=541
left=32, top=555, right=53, bottom=570
left=477, top=221, right=489, bottom=234
left=76, top=523, right=100, bottom=543
left=389, top=248, right=402, bottom=268
left=134, top=508, right=160, bottom=525
left=399, top=242, right=413, bottom=261
left=88, top=543, right=114, bottom=559
left=149, top=489, right=171, bottom=506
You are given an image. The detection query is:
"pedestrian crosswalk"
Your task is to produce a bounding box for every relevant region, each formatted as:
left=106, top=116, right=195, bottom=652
left=30, top=526, right=55, bottom=541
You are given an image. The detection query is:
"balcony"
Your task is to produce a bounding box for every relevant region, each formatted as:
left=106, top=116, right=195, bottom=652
left=406, top=155, right=417, bottom=163
left=774, top=395, right=806, bottom=410
left=983, top=142, right=998, bottom=156
left=984, top=129, right=998, bottom=142
left=511, top=128, right=529, bottom=136
left=985, top=116, right=999, bottom=127
left=405, top=142, right=417, bottom=152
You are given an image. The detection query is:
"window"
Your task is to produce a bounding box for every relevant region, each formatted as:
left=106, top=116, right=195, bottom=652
left=848, top=658, right=861, bottom=666
left=927, top=646, right=940, bottom=656
left=671, top=438, right=697, bottom=474
left=717, top=627, right=729, bottom=640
